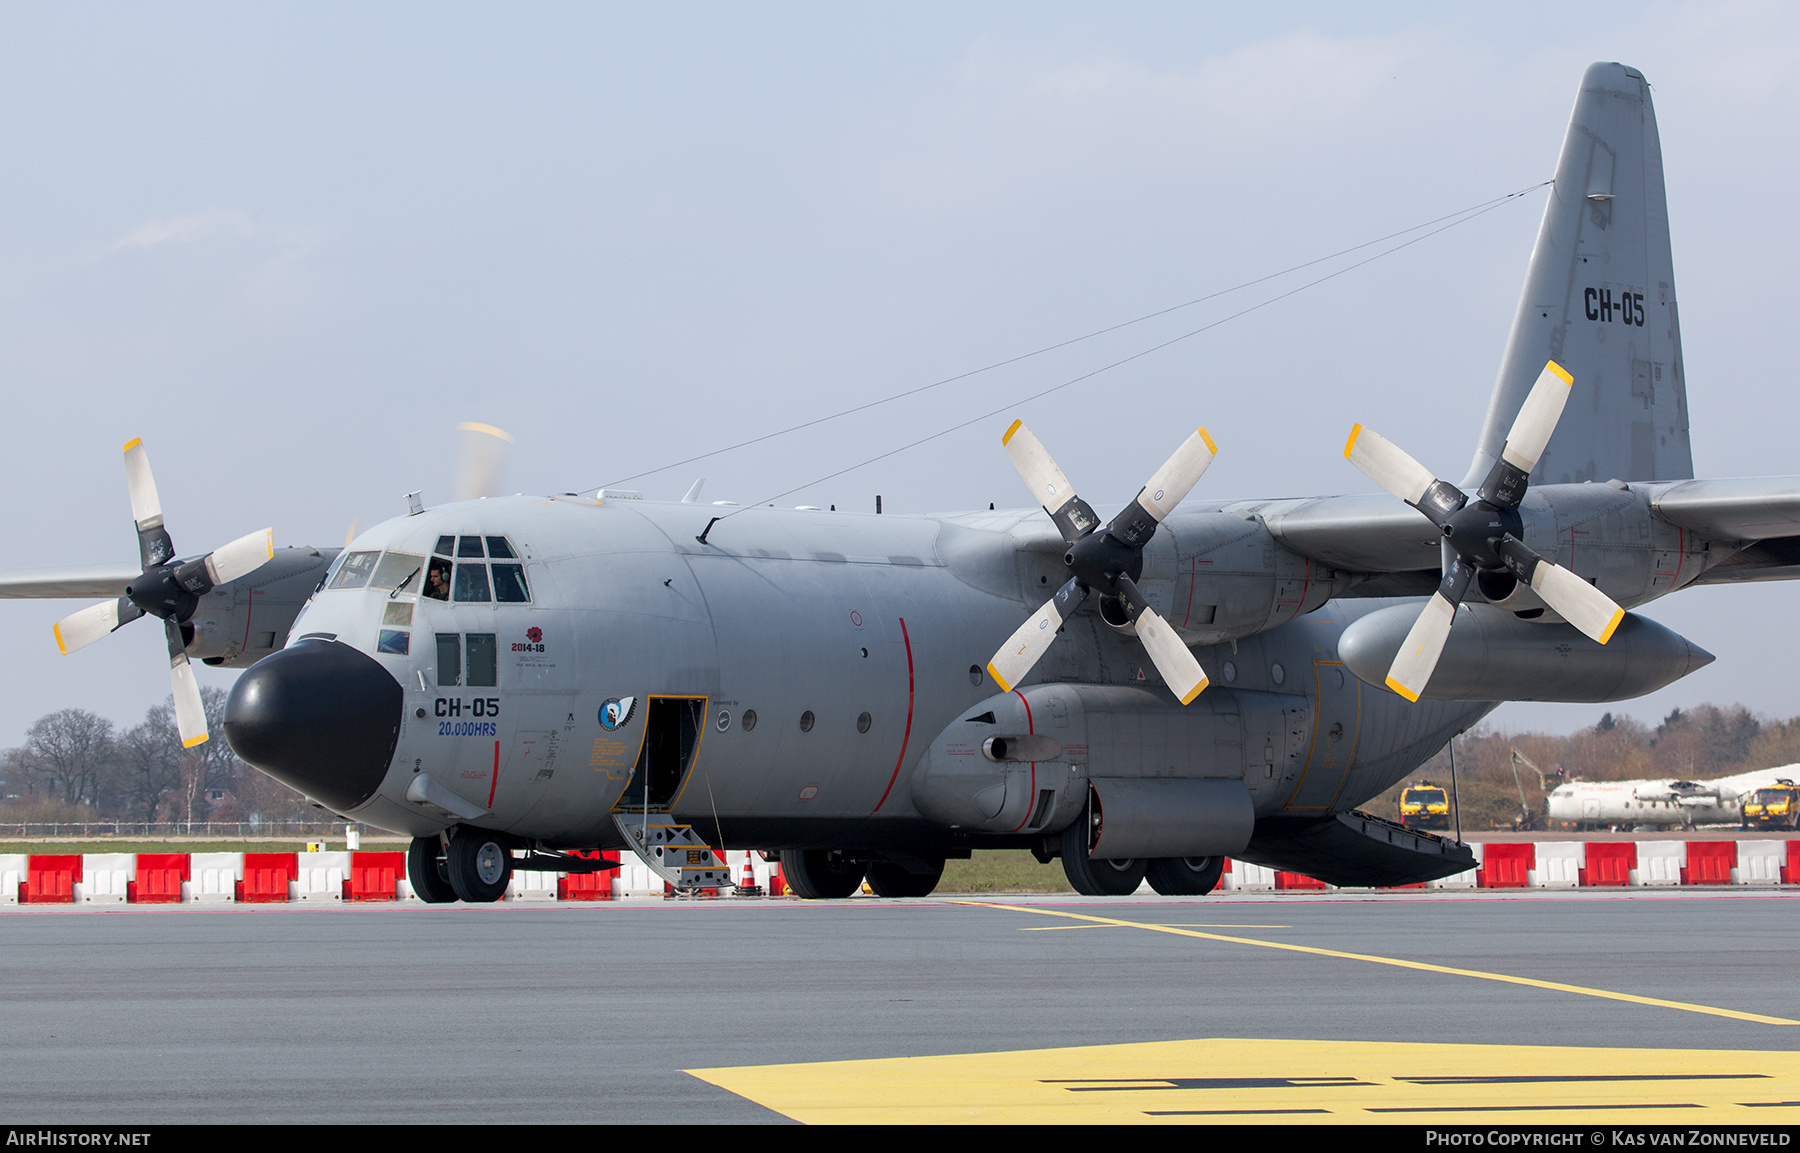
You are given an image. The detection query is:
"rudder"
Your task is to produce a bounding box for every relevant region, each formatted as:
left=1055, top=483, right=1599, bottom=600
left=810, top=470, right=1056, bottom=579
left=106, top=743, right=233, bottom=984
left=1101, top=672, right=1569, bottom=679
left=1466, top=62, right=1693, bottom=487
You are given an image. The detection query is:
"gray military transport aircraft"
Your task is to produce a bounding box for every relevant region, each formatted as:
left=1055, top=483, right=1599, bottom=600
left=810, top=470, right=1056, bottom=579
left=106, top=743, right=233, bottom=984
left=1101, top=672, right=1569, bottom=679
left=9, top=62, right=1799, bottom=901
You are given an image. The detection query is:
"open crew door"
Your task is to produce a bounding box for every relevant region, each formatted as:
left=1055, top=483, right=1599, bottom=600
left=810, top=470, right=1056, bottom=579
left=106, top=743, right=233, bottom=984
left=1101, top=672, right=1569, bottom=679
left=609, top=696, right=731, bottom=890
left=615, top=696, right=705, bottom=810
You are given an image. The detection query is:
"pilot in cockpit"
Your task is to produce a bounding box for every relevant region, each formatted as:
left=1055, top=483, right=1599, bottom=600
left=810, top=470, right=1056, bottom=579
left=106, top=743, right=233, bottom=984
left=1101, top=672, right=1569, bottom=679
left=424, top=557, right=452, bottom=601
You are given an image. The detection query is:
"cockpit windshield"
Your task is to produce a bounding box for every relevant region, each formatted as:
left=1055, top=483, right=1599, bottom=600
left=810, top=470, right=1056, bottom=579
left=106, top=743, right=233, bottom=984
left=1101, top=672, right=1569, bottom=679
left=370, top=552, right=423, bottom=592
left=423, top=535, right=529, bottom=603
left=330, top=542, right=527, bottom=605
left=327, top=551, right=380, bottom=590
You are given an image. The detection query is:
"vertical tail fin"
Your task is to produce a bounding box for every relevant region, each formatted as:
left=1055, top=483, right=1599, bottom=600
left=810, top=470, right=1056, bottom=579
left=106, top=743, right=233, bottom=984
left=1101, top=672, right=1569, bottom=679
left=1466, top=62, right=1693, bottom=487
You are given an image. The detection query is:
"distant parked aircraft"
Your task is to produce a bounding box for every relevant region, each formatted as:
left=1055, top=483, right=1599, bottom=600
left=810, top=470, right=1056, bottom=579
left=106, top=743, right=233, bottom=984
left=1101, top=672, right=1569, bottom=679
left=1545, top=766, right=1798, bottom=829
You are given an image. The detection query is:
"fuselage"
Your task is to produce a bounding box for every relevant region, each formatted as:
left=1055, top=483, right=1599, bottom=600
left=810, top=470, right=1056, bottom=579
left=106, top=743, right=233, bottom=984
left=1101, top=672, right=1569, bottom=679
left=230, top=493, right=1488, bottom=854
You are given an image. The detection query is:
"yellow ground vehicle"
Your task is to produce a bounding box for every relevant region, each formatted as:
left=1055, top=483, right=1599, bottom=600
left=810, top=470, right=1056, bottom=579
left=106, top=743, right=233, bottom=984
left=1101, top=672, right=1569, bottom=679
left=1398, top=782, right=1451, bottom=831
left=1740, top=780, right=1799, bottom=830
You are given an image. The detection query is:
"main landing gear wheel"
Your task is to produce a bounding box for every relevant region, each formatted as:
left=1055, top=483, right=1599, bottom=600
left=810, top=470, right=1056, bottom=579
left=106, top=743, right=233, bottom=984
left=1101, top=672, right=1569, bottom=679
left=407, top=835, right=458, bottom=904
left=779, top=849, right=865, bottom=899
left=1062, top=850, right=1146, bottom=897
left=446, top=827, right=512, bottom=903
left=866, top=857, right=944, bottom=898
left=1146, top=856, right=1224, bottom=896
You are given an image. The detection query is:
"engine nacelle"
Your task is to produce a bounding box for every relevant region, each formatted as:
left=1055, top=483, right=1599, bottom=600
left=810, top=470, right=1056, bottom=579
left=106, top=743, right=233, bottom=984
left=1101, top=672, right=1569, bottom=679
left=1472, top=568, right=1557, bottom=620
left=1339, top=602, right=1714, bottom=702
left=183, top=547, right=335, bottom=668
left=910, top=683, right=1269, bottom=853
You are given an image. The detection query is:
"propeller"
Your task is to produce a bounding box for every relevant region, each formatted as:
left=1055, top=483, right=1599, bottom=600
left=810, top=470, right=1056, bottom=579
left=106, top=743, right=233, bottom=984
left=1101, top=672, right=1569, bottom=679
left=1344, top=359, right=1625, bottom=702
left=52, top=439, right=273, bottom=747
left=455, top=422, right=514, bottom=501
left=986, top=422, right=1216, bottom=704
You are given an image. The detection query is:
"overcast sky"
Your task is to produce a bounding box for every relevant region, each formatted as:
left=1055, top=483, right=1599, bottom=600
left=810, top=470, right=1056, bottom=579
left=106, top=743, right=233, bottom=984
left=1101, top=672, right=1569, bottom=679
left=4, top=3, right=1799, bottom=746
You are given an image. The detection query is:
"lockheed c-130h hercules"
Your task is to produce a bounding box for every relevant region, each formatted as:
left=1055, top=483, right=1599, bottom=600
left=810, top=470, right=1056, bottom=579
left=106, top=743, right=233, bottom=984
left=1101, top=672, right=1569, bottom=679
left=12, top=62, right=1800, bottom=901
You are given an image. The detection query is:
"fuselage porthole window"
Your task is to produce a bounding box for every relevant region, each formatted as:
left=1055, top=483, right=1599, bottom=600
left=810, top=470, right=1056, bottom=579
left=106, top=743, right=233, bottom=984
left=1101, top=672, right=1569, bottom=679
left=799, top=710, right=815, bottom=733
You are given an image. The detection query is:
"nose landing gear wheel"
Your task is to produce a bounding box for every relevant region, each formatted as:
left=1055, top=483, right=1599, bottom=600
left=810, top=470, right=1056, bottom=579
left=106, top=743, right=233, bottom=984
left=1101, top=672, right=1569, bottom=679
left=1145, top=855, right=1224, bottom=896
left=779, top=849, right=866, bottom=899
left=866, top=857, right=945, bottom=898
left=446, top=827, right=512, bottom=903
left=1062, top=850, right=1146, bottom=896
left=407, top=835, right=458, bottom=904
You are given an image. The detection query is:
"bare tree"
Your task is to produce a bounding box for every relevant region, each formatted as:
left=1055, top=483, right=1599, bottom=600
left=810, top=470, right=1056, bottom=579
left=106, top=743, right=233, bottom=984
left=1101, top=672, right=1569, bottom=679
left=117, top=703, right=185, bottom=822
left=22, top=709, right=117, bottom=807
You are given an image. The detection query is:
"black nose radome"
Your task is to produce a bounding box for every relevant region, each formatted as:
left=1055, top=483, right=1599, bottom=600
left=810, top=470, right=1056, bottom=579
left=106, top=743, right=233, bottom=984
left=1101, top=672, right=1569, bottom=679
left=225, top=638, right=403, bottom=814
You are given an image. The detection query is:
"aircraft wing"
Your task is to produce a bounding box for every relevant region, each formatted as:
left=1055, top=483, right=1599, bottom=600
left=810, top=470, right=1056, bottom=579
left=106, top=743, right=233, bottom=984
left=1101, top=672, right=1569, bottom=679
left=1213, top=494, right=1442, bottom=595
left=0, top=563, right=141, bottom=599
left=1250, top=494, right=1443, bottom=572
left=1645, top=477, right=1800, bottom=585
left=1646, top=476, right=1800, bottom=539
left=1229, top=479, right=1800, bottom=588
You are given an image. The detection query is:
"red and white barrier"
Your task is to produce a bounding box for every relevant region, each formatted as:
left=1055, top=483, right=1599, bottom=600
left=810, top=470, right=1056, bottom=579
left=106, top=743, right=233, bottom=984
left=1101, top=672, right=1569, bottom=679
left=0, top=854, right=23, bottom=903
left=2, top=838, right=1797, bottom=906
left=1738, top=840, right=1784, bottom=885
left=292, top=851, right=351, bottom=901
left=78, top=853, right=132, bottom=903
left=129, top=854, right=189, bottom=903
left=187, top=852, right=241, bottom=903
left=1637, top=840, right=1683, bottom=885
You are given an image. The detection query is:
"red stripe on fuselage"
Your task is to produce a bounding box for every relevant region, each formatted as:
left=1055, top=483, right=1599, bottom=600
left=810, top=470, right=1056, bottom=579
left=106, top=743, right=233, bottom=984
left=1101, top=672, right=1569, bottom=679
left=872, top=617, right=915, bottom=814
left=1010, top=688, right=1037, bottom=832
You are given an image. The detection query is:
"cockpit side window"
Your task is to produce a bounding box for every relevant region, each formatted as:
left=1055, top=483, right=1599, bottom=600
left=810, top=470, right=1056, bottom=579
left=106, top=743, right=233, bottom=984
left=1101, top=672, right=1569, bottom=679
left=486, top=536, right=517, bottom=559
left=466, top=633, right=497, bottom=687
left=327, top=551, right=380, bottom=590
left=453, top=563, right=492, bottom=602
left=436, top=633, right=460, bottom=687
left=434, top=535, right=456, bottom=557
left=424, top=557, right=453, bottom=601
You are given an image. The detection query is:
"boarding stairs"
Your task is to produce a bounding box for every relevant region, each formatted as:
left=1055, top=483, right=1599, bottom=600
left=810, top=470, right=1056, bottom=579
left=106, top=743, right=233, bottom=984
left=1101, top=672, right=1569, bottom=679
left=612, top=810, right=734, bottom=893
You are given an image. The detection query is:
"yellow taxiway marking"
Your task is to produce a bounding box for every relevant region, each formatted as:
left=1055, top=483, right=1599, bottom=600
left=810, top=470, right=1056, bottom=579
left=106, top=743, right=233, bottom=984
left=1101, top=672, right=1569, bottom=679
left=965, top=902, right=1798, bottom=1027
left=1019, top=922, right=1290, bottom=932
left=688, top=1037, right=1800, bottom=1124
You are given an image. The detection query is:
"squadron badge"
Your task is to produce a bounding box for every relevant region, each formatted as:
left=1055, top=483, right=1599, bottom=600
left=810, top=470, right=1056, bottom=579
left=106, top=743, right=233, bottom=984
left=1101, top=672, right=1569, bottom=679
left=599, top=696, right=638, bottom=731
